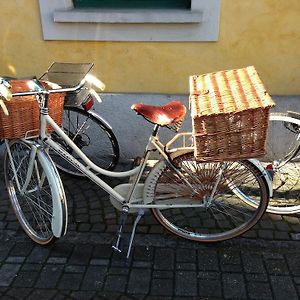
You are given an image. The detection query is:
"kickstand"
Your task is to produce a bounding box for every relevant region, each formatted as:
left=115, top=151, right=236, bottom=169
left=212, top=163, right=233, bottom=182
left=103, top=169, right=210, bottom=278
left=126, top=209, right=144, bottom=259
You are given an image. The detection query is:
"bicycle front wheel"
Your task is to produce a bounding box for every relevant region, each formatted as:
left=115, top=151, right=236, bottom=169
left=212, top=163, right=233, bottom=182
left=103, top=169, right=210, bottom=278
left=145, top=152, right=268, bottom=242
left=4, top=140, right=67, bottom=245
left=261, top=112, right=300, bottom=214
left=51, top=107, right=119, bottom=176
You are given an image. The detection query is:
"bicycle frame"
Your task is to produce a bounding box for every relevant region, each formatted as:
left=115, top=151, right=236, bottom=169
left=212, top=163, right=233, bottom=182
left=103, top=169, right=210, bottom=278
left=42, top=112, right=213, bottom=208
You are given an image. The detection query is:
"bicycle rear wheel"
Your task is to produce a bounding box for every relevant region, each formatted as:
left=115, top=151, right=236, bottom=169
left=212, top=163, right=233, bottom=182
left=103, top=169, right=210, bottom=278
left=145, top=152, right=268, bottom=242
left=261, top=112, right=300, bottom=214
left=4, top=140, right=67, bottom=245
left=51, top=107, right=119, bottom=176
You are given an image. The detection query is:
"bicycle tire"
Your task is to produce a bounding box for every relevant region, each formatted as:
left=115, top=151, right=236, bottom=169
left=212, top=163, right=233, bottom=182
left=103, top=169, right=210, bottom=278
left=51, top=106, right=120, bottom=177
left=144, top=151, right=269, bottom=242
left=260, top=112, right=300, bottom=214
left=4, top=140, right=67, bottom=245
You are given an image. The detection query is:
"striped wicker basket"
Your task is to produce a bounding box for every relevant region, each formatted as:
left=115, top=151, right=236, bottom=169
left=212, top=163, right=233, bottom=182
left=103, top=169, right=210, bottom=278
left=190, top=66, right=276, bottom=162
left=0, top=80, right=65, bottom=139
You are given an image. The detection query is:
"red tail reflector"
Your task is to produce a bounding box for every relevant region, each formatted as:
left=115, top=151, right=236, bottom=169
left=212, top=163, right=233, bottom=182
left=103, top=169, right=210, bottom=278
left=83, top=96, right=94, bottom=111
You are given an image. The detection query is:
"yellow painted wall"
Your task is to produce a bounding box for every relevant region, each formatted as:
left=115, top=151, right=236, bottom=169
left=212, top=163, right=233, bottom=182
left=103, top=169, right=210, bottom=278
left=0, top=0, right=299, bottom=95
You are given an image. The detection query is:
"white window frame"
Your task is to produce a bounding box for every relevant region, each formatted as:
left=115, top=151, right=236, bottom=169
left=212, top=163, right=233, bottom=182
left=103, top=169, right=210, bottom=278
left=38, top=0, right=220, bottom=42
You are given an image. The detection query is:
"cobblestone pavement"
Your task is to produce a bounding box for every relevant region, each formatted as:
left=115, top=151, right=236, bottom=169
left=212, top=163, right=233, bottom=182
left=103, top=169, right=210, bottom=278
left=1, top=158, right=300, bottom=299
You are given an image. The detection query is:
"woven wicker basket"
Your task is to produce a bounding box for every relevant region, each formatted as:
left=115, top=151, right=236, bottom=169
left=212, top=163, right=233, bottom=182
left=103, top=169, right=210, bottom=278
left=190, top=66, right=276, bottom=162
left=0, top=80, right=65, bottom=139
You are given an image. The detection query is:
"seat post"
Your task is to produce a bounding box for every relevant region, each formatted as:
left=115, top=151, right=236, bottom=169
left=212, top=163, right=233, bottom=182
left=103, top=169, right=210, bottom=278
left=152, top=124, right=160, bottom=137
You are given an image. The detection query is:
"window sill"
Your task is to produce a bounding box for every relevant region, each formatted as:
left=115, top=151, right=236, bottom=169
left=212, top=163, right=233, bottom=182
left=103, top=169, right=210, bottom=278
left=39, top=0, right=220, bottom=41
left=53, top=9, right=202, bottom=24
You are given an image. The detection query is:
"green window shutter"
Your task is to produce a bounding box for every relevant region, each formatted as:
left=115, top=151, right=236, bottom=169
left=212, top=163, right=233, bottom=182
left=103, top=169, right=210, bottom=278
left=73, top=0, right=191, bottom=9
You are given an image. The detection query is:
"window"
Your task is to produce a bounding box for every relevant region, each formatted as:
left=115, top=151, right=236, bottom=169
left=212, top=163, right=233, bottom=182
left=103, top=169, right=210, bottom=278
left=73, top=0, right=191, bottom=9
left=38, top=0, right=220, bottom=41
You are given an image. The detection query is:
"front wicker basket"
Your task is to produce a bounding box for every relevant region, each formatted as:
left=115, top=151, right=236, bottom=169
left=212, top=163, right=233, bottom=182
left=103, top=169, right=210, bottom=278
left=190, top=66, right=276, bottom=162
left=0, top=80, right=65, bottom=139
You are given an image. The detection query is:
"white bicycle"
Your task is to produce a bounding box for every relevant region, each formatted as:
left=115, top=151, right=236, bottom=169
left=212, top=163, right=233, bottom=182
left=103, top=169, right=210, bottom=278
left=0, top=74, right=270, bottom=257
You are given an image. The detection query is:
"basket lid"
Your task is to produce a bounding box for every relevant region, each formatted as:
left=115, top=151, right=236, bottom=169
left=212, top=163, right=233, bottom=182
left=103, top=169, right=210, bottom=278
left=190, top=66, right=276, bottom=117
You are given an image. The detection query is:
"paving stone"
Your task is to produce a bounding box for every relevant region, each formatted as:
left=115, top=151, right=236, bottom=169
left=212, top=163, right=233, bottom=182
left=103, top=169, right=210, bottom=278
left=151, top=278, right=173, bottom=296
left=176, top=262, right=196, bottom=271
left=127, top=269, right=151, bottom=294
left=241, top=251, right=266, bottom=274
left=286, top=254, right=300, bottom=276
left=5, top=287, right=32, bottom=299
left=219, top=249, right=242, bottom=272
left=291, top=233, right=300, bottom=242
left=152, top=270, right=174, bottom=279
left=21, top=264, right=43, bottom=272
left=175, top=271, right=197, bottom=297
left=0, top=264, right=21, bottom=287
left=247, top=281, right=273, bottom=299
left=47, top=257, right=67, bottom=264
left=90, top=259, right=110, bottom=266
left=274, top=231, right=290, bottom=240
left=81, top=266, right=107, bottom=291
left=10, top=243, right=33, bottom=257
left=26, top=246, right=50, bottom=264
left=263, top=252, right=284, bottom=260
left=270, top=276, right=298, bottom=300
left=108, top=267, right=130, bottom=276
left=246, top=273, right=269, bottom=282
left=222, top=273, right=247, bottom=299
left=104, top=275, right=127, bottom=293
left=176, top=248, right=196, bottom=263
left=132, top=261, right=152, bottom=268
left=91, top=224, right=106, bottom=232
left=149, top=226, right=164, bottom=234
left=70, top=291, right=96, bottom=300
left=198, top=271, right=222, bottom=298
left=35, top=265, right=64, bottom=289
left=69, top=244, right=93, bottom=265
left=6, top=256, right=25, bottom=263
left=154, top=248, right=174, bottom=270
left=133, top=246, right=154, bottom=262
left=290, top=223, right=300, bottom=231
left=25, top=289, right=56, bottom=300
left=259, top=219, right=276, bottom=230
left=0, top=242, right=14, bottom=262
left=265, top=259, right=289, bottom=275
left=275, top=221, right=291, bottom=232
left=78, top=223, right=92, bottom=232
left=12, top=271, right=39, bottom=288
left=58, top=273, right=83, bottom=290
left=258, top=229, right=274, bottom=239
left=198, top=249, right=219, bottom=271
left=283, top=216, right=300, bottom=225
left=92, top=245, right=113, bottom=259
left=65, top=265, right=86, bottom=273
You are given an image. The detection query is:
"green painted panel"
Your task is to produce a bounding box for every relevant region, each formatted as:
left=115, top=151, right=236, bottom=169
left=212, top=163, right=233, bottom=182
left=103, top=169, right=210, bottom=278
left=73, top=0, right=191, bottom=9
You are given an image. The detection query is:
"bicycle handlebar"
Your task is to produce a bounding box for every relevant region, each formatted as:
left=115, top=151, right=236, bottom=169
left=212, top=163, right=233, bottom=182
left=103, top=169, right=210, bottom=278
left=11, top=79, right=87, bottom=98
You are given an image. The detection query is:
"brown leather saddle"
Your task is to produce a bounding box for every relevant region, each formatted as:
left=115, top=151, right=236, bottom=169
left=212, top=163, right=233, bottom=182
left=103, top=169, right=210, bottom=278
left=131, top=100, right=186, bottom=127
